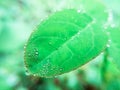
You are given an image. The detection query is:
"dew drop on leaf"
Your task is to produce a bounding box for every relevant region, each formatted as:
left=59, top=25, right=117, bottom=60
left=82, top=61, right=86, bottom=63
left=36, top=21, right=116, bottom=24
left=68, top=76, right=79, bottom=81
left=108, top=39, right=111, bottom=43
left=107, top=44, right=110, bottom=48
left=35, top=52, right=39, bottom=55
left=25, top=70, right=30, bottom=76
left=24, top=46, right=26, bottom=49
left=77, top=10, right=81, bottom=13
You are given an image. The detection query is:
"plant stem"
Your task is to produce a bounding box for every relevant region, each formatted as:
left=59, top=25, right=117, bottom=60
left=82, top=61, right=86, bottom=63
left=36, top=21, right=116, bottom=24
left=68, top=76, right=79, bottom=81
left=101, top=48, right=109, bottom=89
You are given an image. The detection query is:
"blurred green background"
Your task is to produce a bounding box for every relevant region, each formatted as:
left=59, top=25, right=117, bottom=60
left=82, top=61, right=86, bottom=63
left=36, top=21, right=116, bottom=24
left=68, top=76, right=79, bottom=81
left=0, top=0, right=120, bottom=90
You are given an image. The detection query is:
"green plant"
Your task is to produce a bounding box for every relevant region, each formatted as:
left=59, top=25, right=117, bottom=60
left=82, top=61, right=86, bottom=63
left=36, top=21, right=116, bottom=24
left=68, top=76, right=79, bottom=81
left=24, top=0, right=120, bottom=78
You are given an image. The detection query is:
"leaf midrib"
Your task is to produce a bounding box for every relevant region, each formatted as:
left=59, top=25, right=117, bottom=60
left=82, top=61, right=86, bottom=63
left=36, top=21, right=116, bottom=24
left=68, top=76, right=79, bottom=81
left=34, top=18, right=94, bottom=72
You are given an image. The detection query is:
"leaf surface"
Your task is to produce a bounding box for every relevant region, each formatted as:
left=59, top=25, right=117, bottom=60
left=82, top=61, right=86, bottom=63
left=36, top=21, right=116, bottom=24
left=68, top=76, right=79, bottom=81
left=24, top=9, right=108, bottom=77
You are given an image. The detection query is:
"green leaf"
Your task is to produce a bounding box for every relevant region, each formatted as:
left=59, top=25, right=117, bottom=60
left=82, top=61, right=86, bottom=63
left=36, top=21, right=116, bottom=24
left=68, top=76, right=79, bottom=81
left=24, top=9, right=108, bottom=77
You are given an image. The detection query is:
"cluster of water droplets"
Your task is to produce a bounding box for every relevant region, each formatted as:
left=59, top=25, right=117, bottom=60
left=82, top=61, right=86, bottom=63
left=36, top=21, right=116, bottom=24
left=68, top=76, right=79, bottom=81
left=23, top=43, right=27, bottom=55
left=27, top=48, right=39, bottom=59
left=34, top=58, right=63, bottom=77
left=34, top=48, right=39, bottom=57
left=37, top=58, right=51, bottom=77
left=24, top=43, right=27, bottom=49
left=25, top=67, right=31, bottom=76
left=104, top=10, right=116, bottom=30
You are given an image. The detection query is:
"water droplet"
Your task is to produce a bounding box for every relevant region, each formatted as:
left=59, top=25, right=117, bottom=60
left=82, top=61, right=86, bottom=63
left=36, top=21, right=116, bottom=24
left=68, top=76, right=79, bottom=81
left=24, top=44, right=27, bottom=49
left=24, top=46, right=26, bottom=49
left=101, top=52, right=104, bottom=55
left=25, top=70, right=30, bottom=76
left=35, top=52, right=39, bottom=55
left=108, top=11, right=113, bottom=22
left=107, top=44, right=110, bottom=47
left=108, top=39, right=111, bottom=42
left=77, top=10, right=81, bottom=13
left=78, top=32, right=81, bottom=35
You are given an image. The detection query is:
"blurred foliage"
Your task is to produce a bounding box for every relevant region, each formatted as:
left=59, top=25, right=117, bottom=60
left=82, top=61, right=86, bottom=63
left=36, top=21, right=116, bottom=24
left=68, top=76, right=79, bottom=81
left=0, top=0, right=120, bottom=90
